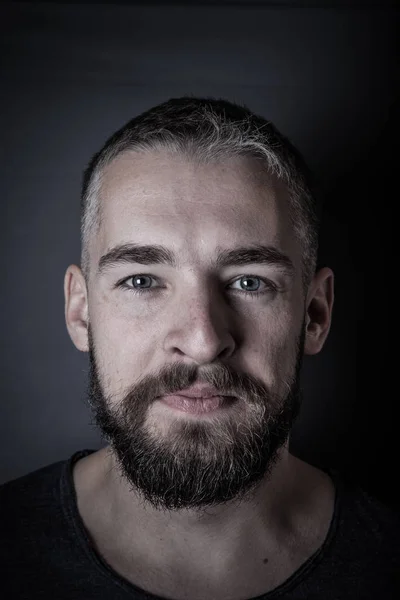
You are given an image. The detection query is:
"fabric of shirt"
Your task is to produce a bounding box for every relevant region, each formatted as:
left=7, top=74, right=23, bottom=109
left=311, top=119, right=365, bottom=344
left=1, top=448, right=399, bottom=599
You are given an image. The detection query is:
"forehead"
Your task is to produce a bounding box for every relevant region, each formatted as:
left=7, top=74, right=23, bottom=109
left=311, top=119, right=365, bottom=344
left=95, top=150, right=298, bottom=266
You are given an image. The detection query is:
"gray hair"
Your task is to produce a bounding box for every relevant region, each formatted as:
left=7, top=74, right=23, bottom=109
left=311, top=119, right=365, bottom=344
left=81, top=96, right=320, bottom=286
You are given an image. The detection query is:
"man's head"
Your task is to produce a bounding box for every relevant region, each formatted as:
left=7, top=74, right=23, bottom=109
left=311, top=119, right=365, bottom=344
left=65, top=96, right=334, bottom=514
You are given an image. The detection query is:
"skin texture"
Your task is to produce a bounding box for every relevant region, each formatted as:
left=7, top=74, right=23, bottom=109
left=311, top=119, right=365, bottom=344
left=64, top=150, right=335, bottom=599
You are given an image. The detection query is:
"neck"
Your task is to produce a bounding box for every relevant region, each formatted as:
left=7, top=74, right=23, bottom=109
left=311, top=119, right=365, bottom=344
left=97, top=445, right=320, bottom=560
left=73, top=445, right=335, bottom=599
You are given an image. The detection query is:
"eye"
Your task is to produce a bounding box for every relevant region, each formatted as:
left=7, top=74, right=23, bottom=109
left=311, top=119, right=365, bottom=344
left=116, top=274, right=277, bottom=299
left=228, top=275, right=277, bottom=298
left=118, top=274, right=157, bottom=295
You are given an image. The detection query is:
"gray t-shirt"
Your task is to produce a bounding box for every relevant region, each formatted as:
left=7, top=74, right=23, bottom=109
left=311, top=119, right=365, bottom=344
left=1, top=448, right=399, bottom=599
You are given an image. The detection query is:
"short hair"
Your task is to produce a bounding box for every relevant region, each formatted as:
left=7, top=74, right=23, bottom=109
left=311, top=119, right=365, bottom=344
left=81, top=96, right=321, bottom=286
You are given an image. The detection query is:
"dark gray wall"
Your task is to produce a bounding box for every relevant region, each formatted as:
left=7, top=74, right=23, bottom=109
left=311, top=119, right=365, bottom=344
left=1, top=1, right=398, bottom=506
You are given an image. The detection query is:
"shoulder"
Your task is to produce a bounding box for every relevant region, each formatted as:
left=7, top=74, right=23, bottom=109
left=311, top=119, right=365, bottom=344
left=334, top=470, right=399, bottom=529
left=0, top=449, right=94, bottom=527
left=0, top=457, right=68, bottom=535
left=1, top=458, right=66, bottom=503
left=329, top=469, right=400, bottom=567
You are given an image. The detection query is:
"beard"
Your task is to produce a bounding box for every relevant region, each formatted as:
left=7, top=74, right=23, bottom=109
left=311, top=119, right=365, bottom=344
left=86, top=323, right=305, bottom=514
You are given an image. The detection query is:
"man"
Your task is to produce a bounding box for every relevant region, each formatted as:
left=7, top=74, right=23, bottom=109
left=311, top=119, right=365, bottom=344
left=1, top=97, right=398, bottom=599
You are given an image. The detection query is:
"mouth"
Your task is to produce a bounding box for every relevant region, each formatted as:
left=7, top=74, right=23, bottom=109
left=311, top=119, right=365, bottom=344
left=158, top=394, right=237, bottom=415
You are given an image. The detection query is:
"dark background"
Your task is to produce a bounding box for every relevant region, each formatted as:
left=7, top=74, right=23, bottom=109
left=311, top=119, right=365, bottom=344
left=1, top=1, right=398, bottom=507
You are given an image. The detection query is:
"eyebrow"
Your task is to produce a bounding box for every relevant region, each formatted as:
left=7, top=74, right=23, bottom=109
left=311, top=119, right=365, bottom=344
left=97, top=243, right=295, bottom=276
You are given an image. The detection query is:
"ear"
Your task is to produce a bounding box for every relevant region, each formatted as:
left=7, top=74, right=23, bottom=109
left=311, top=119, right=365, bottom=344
left=304, top=267, right=334, bottom=356
left=64, top=264, right=89, bottom=352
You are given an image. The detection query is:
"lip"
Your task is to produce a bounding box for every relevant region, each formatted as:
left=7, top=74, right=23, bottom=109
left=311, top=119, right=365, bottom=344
left=159, top=394, right=236, bottom=415
left=170, top=384, right=231, bottom=399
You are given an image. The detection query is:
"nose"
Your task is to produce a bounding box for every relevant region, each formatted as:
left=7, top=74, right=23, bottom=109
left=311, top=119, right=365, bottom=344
left=163, top=290, right=238, bottom=365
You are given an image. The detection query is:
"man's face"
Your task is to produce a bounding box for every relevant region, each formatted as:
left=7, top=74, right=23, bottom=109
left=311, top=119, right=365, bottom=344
left=84, top=150, right=307, bottom=513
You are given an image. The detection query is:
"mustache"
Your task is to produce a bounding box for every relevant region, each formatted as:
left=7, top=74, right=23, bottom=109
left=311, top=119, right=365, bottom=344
left=89, top=350, right=288, bottom=408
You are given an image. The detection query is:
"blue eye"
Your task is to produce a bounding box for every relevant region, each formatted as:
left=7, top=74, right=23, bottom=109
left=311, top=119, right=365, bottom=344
left=229, top=275, right=278, bottom=298
left=127, top=275, right=155, bottom=291
left=117, top=274, right=277, bottom=299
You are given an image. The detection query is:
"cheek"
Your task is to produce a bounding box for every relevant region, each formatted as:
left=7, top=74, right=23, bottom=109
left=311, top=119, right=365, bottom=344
left=89, top=298, right=158, bottom=395
left=257, top=306, right=301, bottom=387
